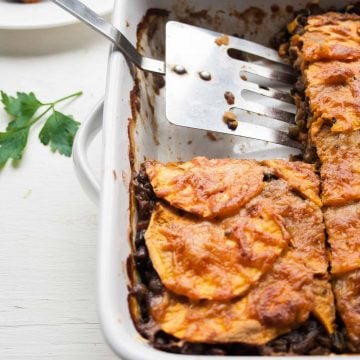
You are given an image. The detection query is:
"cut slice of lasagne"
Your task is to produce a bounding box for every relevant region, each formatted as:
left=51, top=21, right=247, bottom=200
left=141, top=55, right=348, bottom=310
left=130, top=157, right=334, bottom=353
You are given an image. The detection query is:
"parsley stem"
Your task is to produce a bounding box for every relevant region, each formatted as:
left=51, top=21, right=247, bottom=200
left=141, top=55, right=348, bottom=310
left=27, top=105, right=53, bottom=127
left=26, top=91, right=82, bottom=128
left=42, top=91, right=83, bottom=106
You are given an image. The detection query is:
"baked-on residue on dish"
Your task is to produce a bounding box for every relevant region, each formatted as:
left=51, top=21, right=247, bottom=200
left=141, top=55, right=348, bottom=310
left=285, top=10, right=360, bottom=350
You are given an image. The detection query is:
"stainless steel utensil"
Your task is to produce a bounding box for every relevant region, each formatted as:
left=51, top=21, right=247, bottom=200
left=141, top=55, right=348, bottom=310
left=51, top=0, right=300, bottom=149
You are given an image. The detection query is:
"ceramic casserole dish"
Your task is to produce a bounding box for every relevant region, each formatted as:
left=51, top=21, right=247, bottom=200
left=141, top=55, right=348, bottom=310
left=73, top=0, right=360, bottom=358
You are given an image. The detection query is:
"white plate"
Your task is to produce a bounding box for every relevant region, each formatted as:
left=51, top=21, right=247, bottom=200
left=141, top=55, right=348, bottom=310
left=0, top=0, right=113, bottom=30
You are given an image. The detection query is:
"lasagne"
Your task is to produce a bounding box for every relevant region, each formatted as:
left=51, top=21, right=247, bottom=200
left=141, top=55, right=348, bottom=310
left=131, top=158, right=336, bottom=355
left=286, top=10, right=360, bottom=350
left=129, top=6, right=360, bottom=357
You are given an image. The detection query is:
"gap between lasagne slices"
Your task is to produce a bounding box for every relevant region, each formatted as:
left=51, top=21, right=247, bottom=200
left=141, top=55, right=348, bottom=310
left=143, top=157, right=335, bottom=344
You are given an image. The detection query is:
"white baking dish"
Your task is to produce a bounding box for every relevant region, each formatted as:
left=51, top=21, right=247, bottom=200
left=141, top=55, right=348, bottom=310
left=73, top=0, right=358, bottom=359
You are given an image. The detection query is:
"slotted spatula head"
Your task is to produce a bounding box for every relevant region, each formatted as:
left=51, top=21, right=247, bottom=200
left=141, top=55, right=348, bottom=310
left=50, top=0, right=301, bottom=149
left=165, top=21, right=300, bottom=148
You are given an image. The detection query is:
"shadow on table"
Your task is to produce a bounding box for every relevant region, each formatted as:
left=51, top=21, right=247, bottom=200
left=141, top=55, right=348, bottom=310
left=0, top=20, right=110, bottom=56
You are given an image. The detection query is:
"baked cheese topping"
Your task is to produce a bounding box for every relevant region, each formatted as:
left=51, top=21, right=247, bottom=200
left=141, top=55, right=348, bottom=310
left=145, top=157, right=264, bottom=219
left=150, top=251, right=313, bottom=345
left=312, top=278, right=336, bottom=334
left=324, top=202, right=360, bottom=275
left=289, top=11, right=360, bottom=347
left=258, top=180, right=328, bottom=276
left=291, top=12, right=360, bottom=135
left=333, top=270, right=360, bottom=346
left=295, top=12, right=360, bottom=63
left=314, top=126, right=360, bottom=206
left=306, top=61, right=360, bottom=134
left=143, top=158, right=333, bottom=345
left=262, top=159, right=322, bottom=207
left=145, top=202, right=289, bottom=301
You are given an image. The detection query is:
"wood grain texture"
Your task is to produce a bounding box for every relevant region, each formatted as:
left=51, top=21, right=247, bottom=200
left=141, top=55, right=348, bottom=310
left=0, top=21, right=118, bottom=359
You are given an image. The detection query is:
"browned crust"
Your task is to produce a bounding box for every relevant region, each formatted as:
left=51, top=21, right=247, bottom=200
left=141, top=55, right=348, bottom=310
left=333, top=270, right=360, bottom=349
left=142, top=158, right=332, bottom=343
left=324, top=202, right=360, bottom=275
left=313, top=127, right=360, bottom=206
left=145, top=157, right=265, bottom=219
left=150, top=250, right=313, bottom=345
left=287, top=11, right=360, bottom=349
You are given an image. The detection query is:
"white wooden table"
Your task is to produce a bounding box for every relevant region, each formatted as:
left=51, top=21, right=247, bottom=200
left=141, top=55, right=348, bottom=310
left=0, top=22, right=118, bottom=360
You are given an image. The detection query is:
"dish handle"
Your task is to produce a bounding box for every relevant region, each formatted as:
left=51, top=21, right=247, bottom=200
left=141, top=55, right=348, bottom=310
left=73, top=100, right=103, bottom=205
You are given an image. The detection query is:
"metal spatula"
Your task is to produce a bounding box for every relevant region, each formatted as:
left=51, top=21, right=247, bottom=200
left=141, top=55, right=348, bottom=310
left=52, top=0, right=301, bottom=149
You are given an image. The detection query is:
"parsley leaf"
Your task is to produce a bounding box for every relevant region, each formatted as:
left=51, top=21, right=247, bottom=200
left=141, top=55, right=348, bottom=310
left=0, top=90, right=82, bottom=168
left=39, top=111, right=80, bottom=156
left=1, top=91, right=42, bottom=130
left=0, top=128, right=29, bottom=167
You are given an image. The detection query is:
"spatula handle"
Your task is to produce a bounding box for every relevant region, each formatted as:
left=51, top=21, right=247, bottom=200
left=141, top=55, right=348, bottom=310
left=51, top=0, right=165, bottom=74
